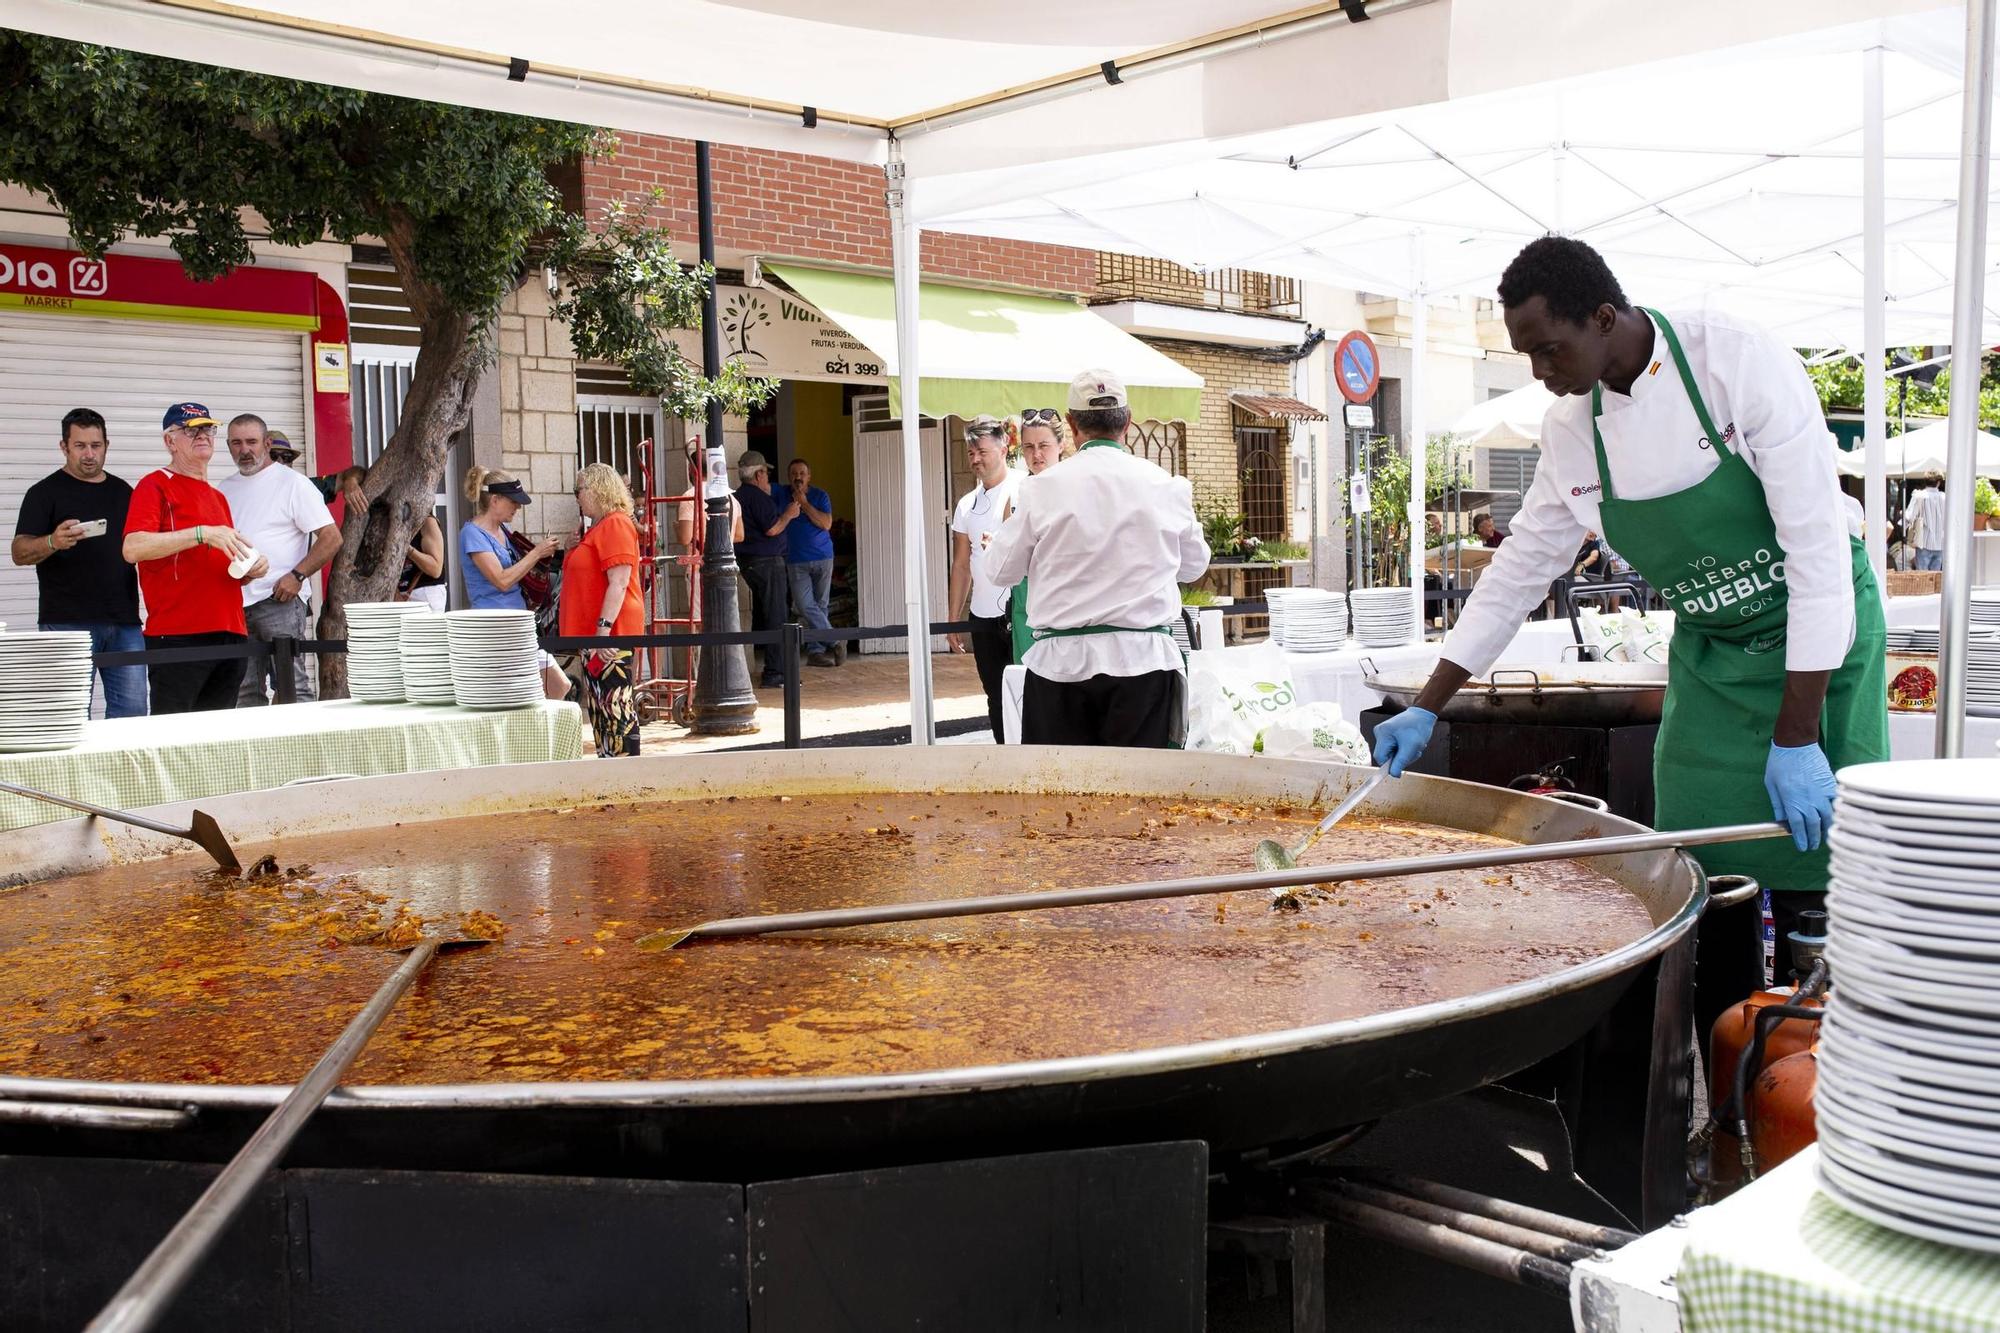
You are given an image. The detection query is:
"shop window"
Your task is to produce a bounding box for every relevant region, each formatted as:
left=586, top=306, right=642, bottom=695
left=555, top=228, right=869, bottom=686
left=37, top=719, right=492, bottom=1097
left=577, top=395, right=659, bottom=490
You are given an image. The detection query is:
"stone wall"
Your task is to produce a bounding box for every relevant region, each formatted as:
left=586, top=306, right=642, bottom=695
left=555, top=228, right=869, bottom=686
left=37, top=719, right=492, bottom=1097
left=494, top=277, right=580, bottom=538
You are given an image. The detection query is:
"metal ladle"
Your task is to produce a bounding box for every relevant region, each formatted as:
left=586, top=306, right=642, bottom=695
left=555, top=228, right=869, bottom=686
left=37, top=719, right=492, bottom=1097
left=1252, top=769, right=1390, bottom=870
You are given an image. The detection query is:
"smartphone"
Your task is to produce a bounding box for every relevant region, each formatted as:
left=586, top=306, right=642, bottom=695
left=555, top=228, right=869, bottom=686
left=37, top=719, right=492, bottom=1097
left=75, top=519, right=108, bottom=539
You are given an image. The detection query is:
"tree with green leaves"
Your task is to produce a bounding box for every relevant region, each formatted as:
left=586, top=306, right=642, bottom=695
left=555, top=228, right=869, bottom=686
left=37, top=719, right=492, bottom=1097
left=0, top=34, right=772, bottom=690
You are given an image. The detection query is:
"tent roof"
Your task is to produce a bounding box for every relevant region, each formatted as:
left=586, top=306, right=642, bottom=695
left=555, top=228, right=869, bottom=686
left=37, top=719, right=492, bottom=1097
left=5, top=0, right=1944, bottom=175
left=1834, top=419, right=2000, bottom=477
left=918, top=7, right=1990, bottom=346
left=1448, top=381, right=1556, bottom=449
left=766, top=264, right=1202, bottom=423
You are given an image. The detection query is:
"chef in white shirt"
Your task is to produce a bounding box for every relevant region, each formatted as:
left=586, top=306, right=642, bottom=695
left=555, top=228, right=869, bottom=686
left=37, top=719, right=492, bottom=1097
left=1372, top=238, right=1886, bottom=1016
left=1902, top=478, right=1946, bottom=570
left=985, top=369, right=1209, bottom=747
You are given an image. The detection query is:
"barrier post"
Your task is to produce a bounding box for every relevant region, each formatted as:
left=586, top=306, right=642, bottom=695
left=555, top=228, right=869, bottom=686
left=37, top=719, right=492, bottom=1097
left=782, top=623, right=804, bottom=749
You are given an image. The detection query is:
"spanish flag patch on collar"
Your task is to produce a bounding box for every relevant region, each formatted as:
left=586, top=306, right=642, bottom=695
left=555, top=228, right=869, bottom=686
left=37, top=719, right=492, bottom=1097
left=1647, top=360, right=1663, bottom=377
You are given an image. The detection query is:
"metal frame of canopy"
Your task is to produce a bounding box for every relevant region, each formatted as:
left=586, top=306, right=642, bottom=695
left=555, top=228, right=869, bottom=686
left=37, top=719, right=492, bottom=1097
left=5, top=0, right=1989, bottom=750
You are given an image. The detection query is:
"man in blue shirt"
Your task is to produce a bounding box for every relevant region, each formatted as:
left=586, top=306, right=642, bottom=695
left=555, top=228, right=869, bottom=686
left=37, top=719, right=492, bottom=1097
left=733, top=450, right=793, bottom=689
left=783, top=458, right=844, bottom=668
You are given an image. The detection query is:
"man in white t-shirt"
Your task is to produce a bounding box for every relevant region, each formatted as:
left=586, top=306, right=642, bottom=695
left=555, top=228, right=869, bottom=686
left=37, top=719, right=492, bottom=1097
left=215, top=414, right=340, bottom=705
left=948, top=415, right=1020, bottom=739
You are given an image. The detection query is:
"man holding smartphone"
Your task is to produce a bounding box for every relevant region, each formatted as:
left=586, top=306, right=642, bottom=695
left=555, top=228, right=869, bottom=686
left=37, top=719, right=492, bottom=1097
left=10, top=407, right=146, bottom=717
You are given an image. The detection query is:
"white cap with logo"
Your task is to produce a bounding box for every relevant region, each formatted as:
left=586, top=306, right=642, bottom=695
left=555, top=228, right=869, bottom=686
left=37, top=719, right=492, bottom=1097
left=1067, top=368, right=1129, bottom=411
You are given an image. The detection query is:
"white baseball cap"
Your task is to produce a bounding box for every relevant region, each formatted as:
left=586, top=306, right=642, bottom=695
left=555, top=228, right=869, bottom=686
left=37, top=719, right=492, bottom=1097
left=1067, top=368, right=1128, bottom=411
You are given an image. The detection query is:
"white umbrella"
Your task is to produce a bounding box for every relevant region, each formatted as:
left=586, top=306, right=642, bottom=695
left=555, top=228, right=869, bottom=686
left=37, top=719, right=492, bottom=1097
left=1834, top=419, right=2000, bottom=476
left=1449, top=381, right=1557, bottom=449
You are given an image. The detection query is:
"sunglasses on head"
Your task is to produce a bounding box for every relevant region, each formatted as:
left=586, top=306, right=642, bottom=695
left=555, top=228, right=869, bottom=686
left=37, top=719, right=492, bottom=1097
left=1020, top=407, right=1060, bottom=425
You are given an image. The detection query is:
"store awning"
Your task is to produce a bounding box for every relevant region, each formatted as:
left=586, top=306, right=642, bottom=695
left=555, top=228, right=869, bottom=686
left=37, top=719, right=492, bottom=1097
left=1228, top=392, right=1326, bottom=422
left=764, top=264, right=1201, bottom=424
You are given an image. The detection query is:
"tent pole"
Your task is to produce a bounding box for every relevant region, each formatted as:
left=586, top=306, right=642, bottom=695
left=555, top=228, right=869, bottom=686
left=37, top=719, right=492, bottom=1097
left=1409, top=232, right=1429, bottom=643
left=886, top=140, right=937, bottom=745
left=1862, top=44, right=1889, bottom=592
left=1938, top=0, right=1996, bottom=758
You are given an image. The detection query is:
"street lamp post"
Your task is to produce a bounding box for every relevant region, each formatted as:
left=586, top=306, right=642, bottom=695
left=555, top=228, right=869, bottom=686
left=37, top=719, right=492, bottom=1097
left=689, top=139, right=759, bottom=735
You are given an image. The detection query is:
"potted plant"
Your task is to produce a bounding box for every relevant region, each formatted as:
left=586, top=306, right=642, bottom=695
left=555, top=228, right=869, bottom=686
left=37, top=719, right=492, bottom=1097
left=1197, top=497, right=1248, bottom=561
left=1975, top=476, right=1999, bottom=532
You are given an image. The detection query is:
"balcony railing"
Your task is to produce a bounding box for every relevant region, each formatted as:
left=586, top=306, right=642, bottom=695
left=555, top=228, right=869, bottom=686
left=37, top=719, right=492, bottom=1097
left=1095, top=253, right=1301, bottom=317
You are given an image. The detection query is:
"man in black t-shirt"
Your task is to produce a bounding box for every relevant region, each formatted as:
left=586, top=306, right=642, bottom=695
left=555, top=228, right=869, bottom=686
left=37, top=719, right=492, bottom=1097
left=10, top=408, right=147, bottom=717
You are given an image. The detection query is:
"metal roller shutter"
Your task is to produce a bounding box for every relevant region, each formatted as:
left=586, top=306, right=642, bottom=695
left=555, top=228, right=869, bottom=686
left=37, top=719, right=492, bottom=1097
left=0, top=312, right=307, bottom=627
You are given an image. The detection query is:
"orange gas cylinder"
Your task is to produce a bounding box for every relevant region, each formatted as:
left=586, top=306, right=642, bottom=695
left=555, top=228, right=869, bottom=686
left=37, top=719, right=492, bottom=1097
left=1708, top=987, right=1824, bottom=1109
left=1749, top=1045, right=1819, bottom=1171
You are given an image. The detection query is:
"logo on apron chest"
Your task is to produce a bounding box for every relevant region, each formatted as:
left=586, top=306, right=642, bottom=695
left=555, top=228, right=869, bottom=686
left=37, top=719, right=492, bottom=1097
left=1664, top=548, right=1784, bottom=619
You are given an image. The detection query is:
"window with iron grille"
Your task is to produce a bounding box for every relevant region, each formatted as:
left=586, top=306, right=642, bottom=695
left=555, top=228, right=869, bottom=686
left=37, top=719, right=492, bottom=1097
left=1236, top=424, right=1286, bottom=541
left=576, top=393, right=660, bottom=490
left=1125, top=419, right=1187, bottom=476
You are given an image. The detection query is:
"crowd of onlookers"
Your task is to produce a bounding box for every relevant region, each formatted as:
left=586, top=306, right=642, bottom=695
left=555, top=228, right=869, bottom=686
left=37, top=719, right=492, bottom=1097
left=12, top=402, right=339, bottom=716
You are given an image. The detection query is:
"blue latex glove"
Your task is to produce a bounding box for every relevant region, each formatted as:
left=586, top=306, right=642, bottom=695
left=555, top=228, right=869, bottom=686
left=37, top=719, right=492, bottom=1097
left=1763, top=741, right=1838, bottom=852
left=1372, top=706, right=1438, bottom=778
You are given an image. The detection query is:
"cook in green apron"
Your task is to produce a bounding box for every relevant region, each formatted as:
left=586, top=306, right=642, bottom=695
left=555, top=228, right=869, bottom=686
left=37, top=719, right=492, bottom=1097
left=1591, top=309, right=1888, bottom=896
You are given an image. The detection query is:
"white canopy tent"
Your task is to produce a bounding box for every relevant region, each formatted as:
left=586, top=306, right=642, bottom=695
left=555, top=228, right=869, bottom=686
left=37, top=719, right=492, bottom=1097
left=1834, top=418, right=2000, bottom=476
left=1447, top=381, right=1558, bottom=451
left=3, top=0, right=1987, bottom=746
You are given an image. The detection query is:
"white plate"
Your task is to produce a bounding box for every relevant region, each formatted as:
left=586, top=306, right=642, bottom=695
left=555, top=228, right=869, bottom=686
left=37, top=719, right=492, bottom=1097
left=1831, top=998, right=2000, bottom=1065
left=1830, top=972, right=2000, bottom=1036
left=1814, top=1093, right=2000, bottom=1176
left=1829, top=838, right=2000, bottom=885
left=1817, top=1069, right=2000, bottom=1134
left=1828, top=929, right=2000, bottom=979
left=1817, top=1156, right=2000, bottom=1252
left=1831, top=875, right=2000, bottom=919
left=1821, top=1018, right=2000, bottom=1095
left=1835, top=807, right=2000, bottom=850
left=1839, top=757, right=2000, bottom=806
left=1819, top=1123, right=2000, bottom=1209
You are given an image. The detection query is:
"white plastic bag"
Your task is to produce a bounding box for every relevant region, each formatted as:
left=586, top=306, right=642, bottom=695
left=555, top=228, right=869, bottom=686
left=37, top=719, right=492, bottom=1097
left=1256, top=701, right=1370, bottom=765
left=1185, top=644, right=1298, bottom=755
left=1619, top=610, right=1670, bottom=664
left=1575, top=609, right=1628, bottom=662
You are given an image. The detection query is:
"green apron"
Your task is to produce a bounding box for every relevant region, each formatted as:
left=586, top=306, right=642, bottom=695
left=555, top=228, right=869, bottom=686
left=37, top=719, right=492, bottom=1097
left=1009, top=579, right=1033, bottom=663
left=1590, top=308, right=1887, bottom=893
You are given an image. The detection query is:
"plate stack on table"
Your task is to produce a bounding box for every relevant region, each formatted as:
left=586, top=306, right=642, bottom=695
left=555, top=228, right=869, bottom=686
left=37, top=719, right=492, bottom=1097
left=0, top=630, right=94, bottom=752
left=1818, top=756, right=2000, bottom=1254
left=1278, top=590, right=1349, bottom=653
left=1349, top=587, right=1417, bottom=648
left=446, top=609, right=544, bottom=710
left=1264, top=586, right=1299, bottom=647
left=398, top=613, right=454, bottom=704
left=1974, top=590, right=2000, bottom=630
left=345, top=602, right=429, bottom=703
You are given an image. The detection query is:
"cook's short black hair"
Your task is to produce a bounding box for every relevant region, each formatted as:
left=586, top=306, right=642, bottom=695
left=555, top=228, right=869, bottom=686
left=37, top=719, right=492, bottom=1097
left=1070, top=406, right=1130, bottom=439
left=60, top=407, right=106, bottom=441
left=1498, top=236, right=1629, bottom=326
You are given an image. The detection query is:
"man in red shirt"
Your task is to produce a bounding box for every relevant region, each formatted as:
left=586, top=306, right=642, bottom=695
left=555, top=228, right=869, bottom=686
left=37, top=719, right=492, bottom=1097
left=122, top=402, right=268, bottom=712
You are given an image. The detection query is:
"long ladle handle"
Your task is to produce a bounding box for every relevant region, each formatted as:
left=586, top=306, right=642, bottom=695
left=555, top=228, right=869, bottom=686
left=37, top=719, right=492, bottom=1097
left=0, top=777, right=189, bottom=840
left=681, top=821, right=1791, bottom=943
left=85, top=941, right=446, bottom=1333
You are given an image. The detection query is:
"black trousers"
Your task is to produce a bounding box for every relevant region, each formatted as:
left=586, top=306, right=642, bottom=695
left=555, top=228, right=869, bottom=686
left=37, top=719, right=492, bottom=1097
left=146, top=631, right=249, bottom=714
left=969, top=612, right=1011, bottom=740
left=1021, top=669, right=1185, bottom=749
left=740, top=555, right=789, bottom=685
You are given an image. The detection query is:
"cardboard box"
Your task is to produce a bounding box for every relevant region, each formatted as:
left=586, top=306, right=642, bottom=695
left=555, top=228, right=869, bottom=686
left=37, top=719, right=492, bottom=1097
left=1884, top=570, right=1942, bottom=598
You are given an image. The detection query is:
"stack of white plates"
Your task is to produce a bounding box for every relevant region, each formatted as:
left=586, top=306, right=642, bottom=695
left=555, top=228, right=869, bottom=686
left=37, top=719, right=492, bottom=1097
left=447, top=610, right=543, bottom=710
left=1818, top=757, right=2000, bottom=1253
left=1280, top=590, right=1351, bottom=653
left=345, top=602, right=428, bottom=703
left=1263, top=586, right=1294, bottom=647
left=1349, top=587, right=1417, bottom=648
left=0, top=630, right=93, bottom=751
left=1972, top=591, right=2000, bottom=630
left=398, top=613, right=454, bottom=704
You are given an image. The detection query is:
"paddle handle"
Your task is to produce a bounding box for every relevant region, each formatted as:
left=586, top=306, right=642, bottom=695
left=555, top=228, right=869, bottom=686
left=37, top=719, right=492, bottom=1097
left=1295, top=769, right=1390, bottom=857
left=85, top=941, right=445, bottom=1333
left=0, top=777, right=188, bottom=840
left=688, top=821, right=1791, bottom=942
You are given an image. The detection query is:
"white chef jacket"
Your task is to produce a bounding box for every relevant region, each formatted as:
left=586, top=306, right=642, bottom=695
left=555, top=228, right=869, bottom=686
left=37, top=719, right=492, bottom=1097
left=1442, top=308, right=1858, bottom=677
left=984, top=444, right=1210, bottom=682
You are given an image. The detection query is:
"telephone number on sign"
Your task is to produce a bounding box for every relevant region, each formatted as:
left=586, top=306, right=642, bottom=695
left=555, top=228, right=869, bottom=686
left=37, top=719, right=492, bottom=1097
left=826, top=359, right=882, bottom=377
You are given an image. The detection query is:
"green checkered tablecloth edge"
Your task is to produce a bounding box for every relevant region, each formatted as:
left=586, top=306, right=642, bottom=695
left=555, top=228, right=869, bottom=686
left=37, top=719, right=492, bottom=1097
left=0, top=700, right=584, bottom=831
left=1680, top=1189, right=2000, bottom=1333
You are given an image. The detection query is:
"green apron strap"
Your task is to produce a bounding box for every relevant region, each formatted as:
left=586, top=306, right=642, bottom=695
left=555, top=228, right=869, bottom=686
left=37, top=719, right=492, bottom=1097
left=1590, top=384, right=1617, bottom=503
left=1640, top=307, right=1730, bottom=453
left=1030, top=623, right=1174, bottom=642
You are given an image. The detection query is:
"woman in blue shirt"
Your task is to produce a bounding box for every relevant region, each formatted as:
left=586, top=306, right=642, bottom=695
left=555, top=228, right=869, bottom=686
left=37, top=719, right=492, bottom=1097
left=460, top=466, right=557, bottom=610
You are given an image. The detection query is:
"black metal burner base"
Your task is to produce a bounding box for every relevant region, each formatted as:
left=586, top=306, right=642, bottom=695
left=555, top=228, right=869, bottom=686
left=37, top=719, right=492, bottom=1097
left=0, top=1142, right=1208, bottom=1332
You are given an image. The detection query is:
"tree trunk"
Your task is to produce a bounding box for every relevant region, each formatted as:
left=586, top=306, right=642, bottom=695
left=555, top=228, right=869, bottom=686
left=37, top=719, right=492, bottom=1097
left=319, top=215, right=485, bottom=697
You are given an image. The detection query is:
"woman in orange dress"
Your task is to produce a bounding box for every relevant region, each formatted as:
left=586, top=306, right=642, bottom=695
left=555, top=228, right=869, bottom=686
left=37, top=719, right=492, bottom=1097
left=561, top=463, right=646, bottom=756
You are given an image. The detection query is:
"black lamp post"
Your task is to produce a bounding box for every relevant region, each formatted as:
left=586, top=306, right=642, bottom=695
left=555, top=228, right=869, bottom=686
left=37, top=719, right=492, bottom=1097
left=689, top=139, right=760, bottom=735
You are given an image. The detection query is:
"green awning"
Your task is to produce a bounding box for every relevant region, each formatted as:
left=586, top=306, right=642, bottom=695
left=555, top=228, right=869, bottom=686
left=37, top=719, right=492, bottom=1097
left=765, top=263, right=1202, bottom=423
